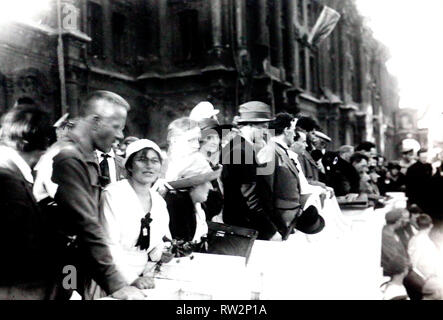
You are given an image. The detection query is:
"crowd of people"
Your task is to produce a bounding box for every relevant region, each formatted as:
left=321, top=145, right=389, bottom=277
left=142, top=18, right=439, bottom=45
left=0, top=90, right=441, bottom=300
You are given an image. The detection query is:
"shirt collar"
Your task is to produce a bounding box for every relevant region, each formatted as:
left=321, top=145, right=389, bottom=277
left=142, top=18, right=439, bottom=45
left=0, top=146, right=34, bottom=183
left=96, top=148, right=115, bottom=159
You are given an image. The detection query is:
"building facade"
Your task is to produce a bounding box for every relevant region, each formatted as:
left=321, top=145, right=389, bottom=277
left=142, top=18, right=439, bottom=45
left=0, top=0, right=400, bottom=156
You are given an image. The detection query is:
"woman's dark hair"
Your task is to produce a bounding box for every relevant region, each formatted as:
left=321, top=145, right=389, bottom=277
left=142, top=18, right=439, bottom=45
left=295, top=116, right=319, bottom=132
left=416, top=214, right=433, bottom=230
left=269, top=112, right=294, bottom=136
left=0, top=105, right=53, bottom=152
left=356, top=141, right=376, bottom=153
left=350, top=152, right=369, bottom=165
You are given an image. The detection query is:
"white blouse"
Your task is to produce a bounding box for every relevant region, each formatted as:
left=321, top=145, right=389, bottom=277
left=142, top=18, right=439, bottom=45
left=100, top=179, right=171, bottom=284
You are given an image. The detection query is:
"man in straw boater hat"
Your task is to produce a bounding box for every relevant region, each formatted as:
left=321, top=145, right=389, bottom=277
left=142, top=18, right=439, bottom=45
left=221, top=101, right=283, bottom=241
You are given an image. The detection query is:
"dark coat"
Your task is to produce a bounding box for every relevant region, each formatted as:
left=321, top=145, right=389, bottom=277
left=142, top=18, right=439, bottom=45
left=257, top=140, right=302, bottom=236
left=324, top=156, right=360, bottom=196
left=379, top=172, right=407, bottom=195
left=405, top=161, right=432, bottom=209
left=425, top=169, right=443, bottom=219
left=202, top=179, right=224, bottom=222
left=0, top=164, right=53, bottom=290
left=164, top=190, right=197, bottom=242
left=221, top=133, right=277, bottom=240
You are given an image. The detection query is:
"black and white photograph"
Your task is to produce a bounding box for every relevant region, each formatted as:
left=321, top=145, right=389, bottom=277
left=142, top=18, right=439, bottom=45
left=0, top=0, right=443, bottom=307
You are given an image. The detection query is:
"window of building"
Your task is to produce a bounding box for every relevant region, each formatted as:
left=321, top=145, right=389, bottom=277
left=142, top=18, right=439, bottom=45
left=112, top=12, right=129, bottom=64
left=87, top=1, right=104, bottom=58
left=178, top=9, right=202, bottom=62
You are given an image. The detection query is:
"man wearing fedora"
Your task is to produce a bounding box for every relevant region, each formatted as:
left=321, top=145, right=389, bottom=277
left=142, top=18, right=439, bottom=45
left=221, top=101, right=281, bottom=241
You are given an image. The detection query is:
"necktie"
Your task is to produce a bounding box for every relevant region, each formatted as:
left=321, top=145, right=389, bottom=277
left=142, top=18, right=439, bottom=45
left=99, top=153, right=111, bottom=186
left=136, top=213, right=152, bottom=250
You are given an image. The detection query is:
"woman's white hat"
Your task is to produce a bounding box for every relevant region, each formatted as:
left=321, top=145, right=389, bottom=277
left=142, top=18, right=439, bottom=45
left=189, top=101, right=219, bottom=121
left=124, top=139, right=163, bottom=167
left=167, top=152, right=221, bottom=189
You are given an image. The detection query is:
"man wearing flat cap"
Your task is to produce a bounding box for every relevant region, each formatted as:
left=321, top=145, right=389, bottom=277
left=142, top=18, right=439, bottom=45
left=221, top=101, right=281, bottom=240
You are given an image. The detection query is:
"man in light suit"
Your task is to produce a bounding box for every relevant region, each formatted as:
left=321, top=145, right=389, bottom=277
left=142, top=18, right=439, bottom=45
left=257, top=113, right=324, bottom=240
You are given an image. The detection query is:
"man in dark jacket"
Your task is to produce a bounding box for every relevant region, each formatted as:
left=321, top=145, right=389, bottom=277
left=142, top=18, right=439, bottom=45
left=405, top=149, right=432, bottom=211
left=33, top=91, right=145, bottom=300
left=0, top=105, right=55, bottom=299
left=379, top=162, right=407, bottom=195
left=221, top=101, right=280, bottom=241
left=325, top=145, right=361, bottom=196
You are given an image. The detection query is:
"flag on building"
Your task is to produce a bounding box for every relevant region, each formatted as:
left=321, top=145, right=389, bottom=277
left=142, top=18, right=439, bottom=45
left=308, top=6, right=341, bottom=45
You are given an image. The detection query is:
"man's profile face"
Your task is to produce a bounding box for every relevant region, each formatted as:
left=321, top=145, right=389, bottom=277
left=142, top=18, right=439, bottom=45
left=307, top=130, right=318, bottom=146
left=251, top=122, right=269, bottom=143
left=93, top=104, right=127, bottom=153
left=292, top=131, right=307, bottom=154
left=353, top=159, right=368, bottom=174
left=284, top=120, right=297, bottom=146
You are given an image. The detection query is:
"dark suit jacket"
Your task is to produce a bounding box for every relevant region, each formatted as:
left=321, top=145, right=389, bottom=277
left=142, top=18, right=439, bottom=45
left=221, top=133, right=277, bottom=240
left=324, top=156, right=360, bottom=196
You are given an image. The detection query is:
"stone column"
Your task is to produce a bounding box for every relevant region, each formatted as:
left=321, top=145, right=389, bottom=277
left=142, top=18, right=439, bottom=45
left=65, top=69, right=79, bottom=117
left=210, top=0, right=223, bottom=50
left=234, top=0, right=245, bottom=49
left=274, top=0, right=284, bottom=70
left=257, top=0, right=269, bottom=46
